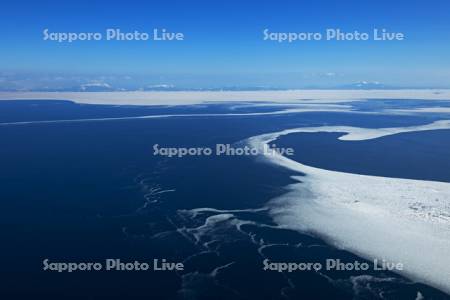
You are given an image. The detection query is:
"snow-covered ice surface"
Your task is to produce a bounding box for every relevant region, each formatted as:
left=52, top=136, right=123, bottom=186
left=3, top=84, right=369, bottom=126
left=2, top=89, right=450, bottom=106
left=247, top=120, right=450, bottom=294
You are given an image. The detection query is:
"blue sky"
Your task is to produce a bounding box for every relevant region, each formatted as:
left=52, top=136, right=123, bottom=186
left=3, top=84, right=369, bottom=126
left=0, top=0, right=449, bottom=89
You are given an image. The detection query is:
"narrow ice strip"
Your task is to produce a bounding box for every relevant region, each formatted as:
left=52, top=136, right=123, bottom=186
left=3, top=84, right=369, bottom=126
left=178, top=207, right=268, bottom=219
left=0, top=106, right=350, bottom=126
left=386, top=107, right=450, bottom=114
left=272, top=120, right=450, bottom=141
left=247, top=120, right=450, bottom=294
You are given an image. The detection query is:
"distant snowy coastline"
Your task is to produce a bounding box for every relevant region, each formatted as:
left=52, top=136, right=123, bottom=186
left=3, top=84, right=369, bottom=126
left=1, top=90, right=450, bottom=106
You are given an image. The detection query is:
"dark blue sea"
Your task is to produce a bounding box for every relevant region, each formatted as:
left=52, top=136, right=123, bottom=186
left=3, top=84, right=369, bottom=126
left=0, top=99, right=449, bottom=299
